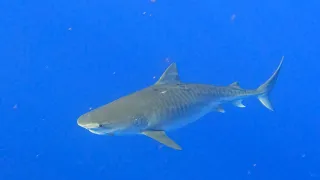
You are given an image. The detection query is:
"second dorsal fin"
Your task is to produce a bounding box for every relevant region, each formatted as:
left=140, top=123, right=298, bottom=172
left=229, top=82, right=241, bottom=89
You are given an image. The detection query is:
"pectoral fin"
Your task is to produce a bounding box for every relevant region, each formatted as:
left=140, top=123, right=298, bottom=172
left=142, top=130, right=182, bottom=150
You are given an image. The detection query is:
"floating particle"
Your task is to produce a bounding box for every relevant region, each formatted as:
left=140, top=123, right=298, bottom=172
left=142, top=12, right=147, bottom=15
left=150, top=0, right=156, bottom=3
left=113, top=72, right=116, bottom=75
left=165, top=57, right=170, bottom=63
left=13, top=104, right=18, bottom=109
left=89, top=107, right=93, bottom=110
left=231, top=14, right=236, bottom=21
left=153, top=76, right=156, bottom=79
left=68, top=27, right=72, bottom=31
left=247, top=170, right=251, bottom=175
left=309, top=172, right=319, bottom=177
left=301, top=153, right=306, bottom=158
left=253, top=164, right=257, bottom=167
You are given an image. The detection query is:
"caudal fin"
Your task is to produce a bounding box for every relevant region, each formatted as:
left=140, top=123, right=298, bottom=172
left=256, top=56, right=284, bottom=111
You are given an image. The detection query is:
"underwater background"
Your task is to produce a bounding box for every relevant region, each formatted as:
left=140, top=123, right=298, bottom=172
left=0, top=0, right=319, bottom=179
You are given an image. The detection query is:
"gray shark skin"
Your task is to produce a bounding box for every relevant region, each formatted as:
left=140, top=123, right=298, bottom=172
left=77, top=57, right=284, bottom=150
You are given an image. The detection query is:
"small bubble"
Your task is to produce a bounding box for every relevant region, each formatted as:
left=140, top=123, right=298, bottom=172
left=153, top=76, right=156, bottom=79
left=150, top=0, right=156, bottom=3
left=13, top=104, right=18, bottom=109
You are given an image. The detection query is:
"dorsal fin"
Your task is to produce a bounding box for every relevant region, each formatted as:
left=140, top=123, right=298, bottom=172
left=155, top=63, right=181, bottom=85
left=229, top=82, right=241, bottom=89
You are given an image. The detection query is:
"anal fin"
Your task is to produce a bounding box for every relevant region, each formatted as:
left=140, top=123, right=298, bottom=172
left=215, top=105, right=226, bottom=113
left=142, top=130, right=182, bottom=150
left=232, top=100, right=246, bottom=108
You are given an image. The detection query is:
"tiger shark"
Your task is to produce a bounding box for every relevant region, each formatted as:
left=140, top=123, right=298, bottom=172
left=77, top=57, right=284, bottom=150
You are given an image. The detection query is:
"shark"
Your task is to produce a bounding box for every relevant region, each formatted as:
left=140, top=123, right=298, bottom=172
left=77, top=57, right=284, bottom=150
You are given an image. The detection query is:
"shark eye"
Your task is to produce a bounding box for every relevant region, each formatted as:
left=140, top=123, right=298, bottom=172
left=98, top=124, right=103, bottom=128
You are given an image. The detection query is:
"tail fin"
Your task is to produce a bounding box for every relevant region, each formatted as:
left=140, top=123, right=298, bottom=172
left=256, top=56, right=284, bottom=111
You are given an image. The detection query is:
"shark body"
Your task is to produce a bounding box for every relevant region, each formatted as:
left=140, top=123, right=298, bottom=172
left=77, top=57, right=284, bottom=150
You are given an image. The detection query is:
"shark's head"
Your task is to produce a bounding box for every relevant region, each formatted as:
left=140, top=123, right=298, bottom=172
left=77, top=112, right=111, bottom=135
left=77, top=103, right=147, bottom=135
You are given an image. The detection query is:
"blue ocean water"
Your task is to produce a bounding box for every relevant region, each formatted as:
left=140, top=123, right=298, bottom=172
left=0, top=0, right=319, bottom=179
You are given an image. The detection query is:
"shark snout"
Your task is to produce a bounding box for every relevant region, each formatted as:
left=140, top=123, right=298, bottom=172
left=77, top=122, right=101, bottom=129
left=77, top=115, right=100, bottom=129
left=77, top=115, right=115, bottom=135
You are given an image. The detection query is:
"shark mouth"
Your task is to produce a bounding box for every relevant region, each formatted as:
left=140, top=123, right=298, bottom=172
left=88, top=129, right=108, bottom=135
left=87, top=126, right=116, bottom=135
